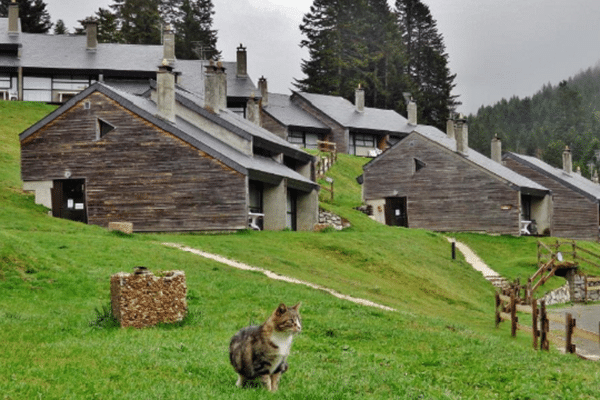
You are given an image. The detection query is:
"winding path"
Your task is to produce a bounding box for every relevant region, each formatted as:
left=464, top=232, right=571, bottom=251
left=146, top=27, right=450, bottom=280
left=163, top=243, right=397, bottom=312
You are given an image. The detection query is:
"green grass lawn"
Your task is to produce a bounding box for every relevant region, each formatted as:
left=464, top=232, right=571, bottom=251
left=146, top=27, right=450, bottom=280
left=3, top=101, right=600, bottom=399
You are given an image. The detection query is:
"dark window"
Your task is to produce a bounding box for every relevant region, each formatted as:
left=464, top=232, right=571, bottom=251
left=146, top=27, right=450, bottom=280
left=521, top=195, right=532, bottom=221
left=414, top=158, right=427, bottom=172
left=97, top=119, right=115, bottom=139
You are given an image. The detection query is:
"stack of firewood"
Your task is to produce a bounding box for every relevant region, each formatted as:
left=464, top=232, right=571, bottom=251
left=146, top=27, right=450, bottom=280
left=110, top=267, right=187, bottom=328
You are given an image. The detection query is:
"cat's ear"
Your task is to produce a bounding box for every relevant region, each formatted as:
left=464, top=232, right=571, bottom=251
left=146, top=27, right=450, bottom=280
left=292, top=302, right=301, bottom=310
left=276, top=303, right=287, bottom=316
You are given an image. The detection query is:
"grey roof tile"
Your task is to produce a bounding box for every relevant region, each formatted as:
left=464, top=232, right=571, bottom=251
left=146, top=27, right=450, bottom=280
left=295, top=92, right=413, bottom=134
left=263, top=92, right=329, bottom=130
left=505, top=152, right=600, bottom=201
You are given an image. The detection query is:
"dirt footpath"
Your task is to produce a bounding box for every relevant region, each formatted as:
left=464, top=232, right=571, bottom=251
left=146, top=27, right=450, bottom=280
left=548, top=304, right=600, bottom=360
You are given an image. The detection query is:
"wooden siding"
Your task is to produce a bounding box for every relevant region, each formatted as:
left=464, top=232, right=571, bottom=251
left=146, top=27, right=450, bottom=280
left=504, top=158, right=599, bottom=241
left=21, top=91, right=247, bottom=232
left=291, top=95, right=348, bottom=153
left=363, top=134, right=521, bottom=234
left=260, top=109, right=287, bottom=140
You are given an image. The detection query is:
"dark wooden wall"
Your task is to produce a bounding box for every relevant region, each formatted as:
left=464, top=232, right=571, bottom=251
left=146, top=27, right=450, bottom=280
left=504, top=157, right=599, bottom=241
left=260, top=109, right=288, bottom=140
left=21, top=91, right=248, bottom=232
left=291, top=95, right=348, bottom=153
left=363, top=133, right=522, bottom=235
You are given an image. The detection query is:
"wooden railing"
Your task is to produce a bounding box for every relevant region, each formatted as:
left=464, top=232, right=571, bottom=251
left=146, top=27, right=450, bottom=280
left=496, top=290, right=600, bottom=359
left=315, top=141, right=337, bottom=180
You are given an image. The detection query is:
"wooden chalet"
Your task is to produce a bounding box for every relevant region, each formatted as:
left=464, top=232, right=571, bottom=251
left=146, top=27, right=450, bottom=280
left=20, top=62, right=319, bottom=232
left=0, top=3, right=255, bottom=114
left=503, top=148, right=600, bottom=241
left=360, top=114, right=553, bottom=236
left=260, top=85, right=414, bottom=156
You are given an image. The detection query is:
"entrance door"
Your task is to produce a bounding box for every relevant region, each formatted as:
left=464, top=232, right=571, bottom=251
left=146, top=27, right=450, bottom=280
left=385, top=197, right=408, bottom=227
left=51, top=179, right=87, bottom=223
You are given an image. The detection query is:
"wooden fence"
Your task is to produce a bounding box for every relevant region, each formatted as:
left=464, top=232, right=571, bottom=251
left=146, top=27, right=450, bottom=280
left=495, top=290, right=600, bottom=359
left=315, top=141, right=337, bottom=180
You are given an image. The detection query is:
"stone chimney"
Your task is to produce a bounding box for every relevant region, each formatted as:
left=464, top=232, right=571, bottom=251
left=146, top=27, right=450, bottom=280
left=491, top=134, right=502, bottom=163
left=258, top=76, right=268, bottom=108
left=407, top=100, right=417, bottom=125
left=355, top=84, right=365, bottom=113
left=247, top=93, right=260, bottom=125
left=163, top=24, right=175, bottom=64
left=562, top=146, right=572, bottom=174
left=8, top=0, right=18, bottom=35
left=455, top=117, right=468, bottom=156
left=156, top=60, right=176, bottom=123
left=236, top=44, right=247, bottom=77
left=576, top=166, right=582, bottom=176
left=446, top=118, right=455, bottom=140
left=593, top=169, right=599, bottom=184
left=204, top=60, right=227, bottom=113
left=85, top=20, right=98, bottom=51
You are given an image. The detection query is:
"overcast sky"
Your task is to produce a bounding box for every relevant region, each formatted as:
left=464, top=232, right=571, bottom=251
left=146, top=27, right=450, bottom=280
left=43, top=0, right=600, bottom=115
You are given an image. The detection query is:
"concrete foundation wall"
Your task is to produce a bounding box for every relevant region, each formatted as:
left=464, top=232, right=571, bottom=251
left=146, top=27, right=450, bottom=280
left=365, top=199, right=386, bottom=225
left=263, top=180, right=286, bottom=230
left=296, top=188, right=319, bottom=231
left=23, top=180, right=53, bottom=209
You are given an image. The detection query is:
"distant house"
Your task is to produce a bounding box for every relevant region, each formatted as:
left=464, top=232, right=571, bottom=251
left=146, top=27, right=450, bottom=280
left=503, top=148, right=600, bottom=240
left=0, top=2, right=255, bottom=114
left=360, top=112, right=553, bottom=236
left=260, top=85, right=415, bottom=155
left=20, top=61, right=319, bottom=232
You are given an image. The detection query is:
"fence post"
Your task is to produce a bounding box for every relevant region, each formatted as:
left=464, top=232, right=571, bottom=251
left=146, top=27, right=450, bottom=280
left=540, top=300, right=549, bottom=351
left=495, top=292, right=501, bottom=328
left=510, top=289, right=518, bottom=338
left=566, top=313, right=576, bottom=354
left=531, top=298, right=538, bottom=350
left=585, top=275, right=588, bottom=304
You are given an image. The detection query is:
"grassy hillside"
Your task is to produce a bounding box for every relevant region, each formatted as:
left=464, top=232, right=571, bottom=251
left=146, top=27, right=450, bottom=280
left=2, top=101, right=600, bottom=399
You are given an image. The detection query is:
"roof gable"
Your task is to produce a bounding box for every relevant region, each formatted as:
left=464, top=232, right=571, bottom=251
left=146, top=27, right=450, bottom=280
left=364, top=126, right=549, bottom=194
left=504, top=152, right=600, bottom=202
left=293, top=91, right=413, bottom=134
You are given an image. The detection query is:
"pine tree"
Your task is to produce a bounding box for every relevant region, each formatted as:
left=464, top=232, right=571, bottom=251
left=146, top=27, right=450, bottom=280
left=0, top=0, right=52, bottom=33
left=172, top=0, right=219, bottom=60
left=296, top=0, right=413, bottom=115
left=295, top=0, right=368, bottom=99
left=53, top=19, right=67, bottom=35
left=395, top=0, right=458, bottom=128
left=111, top=0, right=161, bottom=45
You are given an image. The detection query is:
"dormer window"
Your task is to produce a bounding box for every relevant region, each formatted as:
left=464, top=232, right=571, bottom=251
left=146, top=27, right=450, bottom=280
left=96, top=118, right=115, bottom=140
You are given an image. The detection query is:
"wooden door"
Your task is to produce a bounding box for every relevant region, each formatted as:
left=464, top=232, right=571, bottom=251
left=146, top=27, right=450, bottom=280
left=51, top=179, right=87, bottom=223
left=385, top=197, right=408, bottom=227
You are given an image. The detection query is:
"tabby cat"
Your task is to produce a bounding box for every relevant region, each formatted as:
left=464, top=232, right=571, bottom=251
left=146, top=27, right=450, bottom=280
left=229, top=302, right=302, bottom=392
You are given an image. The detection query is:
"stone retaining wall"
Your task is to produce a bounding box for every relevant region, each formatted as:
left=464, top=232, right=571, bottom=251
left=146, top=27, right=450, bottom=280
left=540, top=273, right=600, bottom=306
left=315, top=209, right=350, bottom=231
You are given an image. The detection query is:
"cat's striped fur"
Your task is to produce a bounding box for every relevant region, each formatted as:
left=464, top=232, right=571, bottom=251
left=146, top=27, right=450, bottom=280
left=229, top=303, right=302, bottom=392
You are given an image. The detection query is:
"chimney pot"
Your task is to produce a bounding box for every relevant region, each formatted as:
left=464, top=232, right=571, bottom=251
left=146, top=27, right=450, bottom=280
left=157, top=60, right=176, bottom=123
left=491, top=134, right=502, bottom=163
left=8, top=0, right=19, bottom=35
left=85, top=20, right=98, bottom=51
left=236, top=44, right=247, bottom=77
left=163, top=24, right=175, bottom=64
left=258, top=76, right=268, bottom=108
left=446, top=118, right=455, bottom=139
left=455, top=117, right=468, bottom=156
left=562, top=146, right=573, bottom=174
left=355, top=84, right=365, bottom=113
left=204, top=61, right=227, bottom=113
left=407, top=100, right=417, bottom=125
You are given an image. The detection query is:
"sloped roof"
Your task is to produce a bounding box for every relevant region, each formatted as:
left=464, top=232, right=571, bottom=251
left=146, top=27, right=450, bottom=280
left=293, top=92, right=413, bottom=134
left=504, top=152, right=600, bottom=202
left=364, top=124, right=549, bottom=194
left=0, top=18, right=257, bottom=99
left=172, top=86, right=314, bottom=163
left=262, top=93, right=329, bottom=131
left=19, top=82, right=317, bottom=191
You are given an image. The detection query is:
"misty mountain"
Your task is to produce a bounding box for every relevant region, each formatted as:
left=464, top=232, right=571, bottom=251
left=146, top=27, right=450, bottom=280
left=468, top=63, right=600, bottom=178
